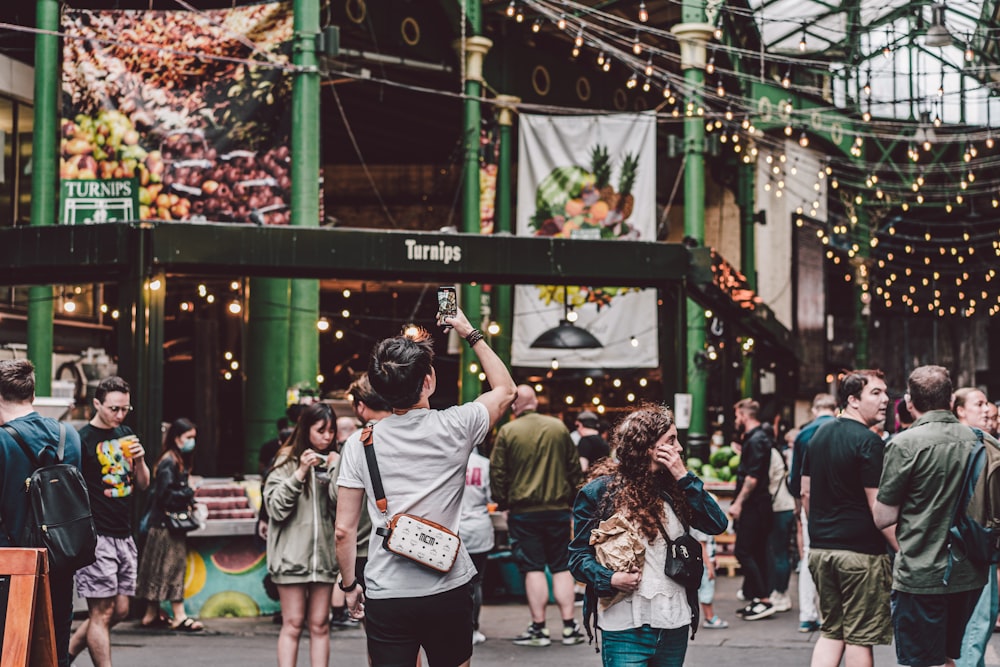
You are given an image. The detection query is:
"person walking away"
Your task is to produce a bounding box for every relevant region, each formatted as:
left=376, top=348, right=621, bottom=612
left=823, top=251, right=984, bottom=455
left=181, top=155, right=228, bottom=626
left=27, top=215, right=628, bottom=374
left=951, top=387, right=998, bottom=667
left=728, top=398, right=776, bottom=620
left=135, top=418, right=204, bottom=632
left=768, top=436, right=796, bottom=613
left=874, top=366, right=989, bottom=667
left=334, top=308, right=516, bottom=667
left=802, top=369, right=897, bottom=667
left=461, top=443, right=495, bottom=646
left=0, top=359, right=84, bottom=667
left=264, top=402, right=339, bottom=667
left=569, top=404, right=728, bottom=665
left=788, top=393, right=836, bottom=633
left=69, top=376, right=151, bottom=667
left=575, top=410, right=610, bottom=472
left=491, top=384, right=586, bottom=647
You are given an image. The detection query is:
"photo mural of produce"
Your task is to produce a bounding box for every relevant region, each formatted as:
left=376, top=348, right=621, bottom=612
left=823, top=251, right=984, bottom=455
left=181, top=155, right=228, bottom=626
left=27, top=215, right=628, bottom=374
left=61, top=3, right=293, bottom=224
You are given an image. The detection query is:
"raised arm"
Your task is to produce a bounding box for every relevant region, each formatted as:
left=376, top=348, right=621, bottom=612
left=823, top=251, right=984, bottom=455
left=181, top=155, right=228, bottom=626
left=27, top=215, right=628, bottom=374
left=443, top=308, right=516, bottom=426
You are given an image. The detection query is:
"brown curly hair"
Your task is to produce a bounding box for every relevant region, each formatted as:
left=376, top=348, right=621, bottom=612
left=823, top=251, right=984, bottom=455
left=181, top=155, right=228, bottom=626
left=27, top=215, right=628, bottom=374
left=590, top=403, right=692, bottom=540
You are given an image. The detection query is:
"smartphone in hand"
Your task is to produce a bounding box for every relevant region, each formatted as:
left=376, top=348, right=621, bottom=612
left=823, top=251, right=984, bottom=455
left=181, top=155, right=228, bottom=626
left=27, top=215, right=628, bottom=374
left=437, top=286, right=457, bottom=321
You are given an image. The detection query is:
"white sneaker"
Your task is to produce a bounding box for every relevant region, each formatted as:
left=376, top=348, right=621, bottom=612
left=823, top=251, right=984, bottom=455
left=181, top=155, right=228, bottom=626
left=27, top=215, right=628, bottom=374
left=472, top=630, right=487, bottom=645
left=771, top=592, right=792, bottom=612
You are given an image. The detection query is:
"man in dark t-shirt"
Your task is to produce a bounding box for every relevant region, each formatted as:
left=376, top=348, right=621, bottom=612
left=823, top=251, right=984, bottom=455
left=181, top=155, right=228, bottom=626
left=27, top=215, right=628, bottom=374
left=574, top=410, right=609, bottom=471
left=728, top=398, right=776, bottom=620
left=69, top=376, right=150, bottom=667
left=802, top=369, right=897, bottom=667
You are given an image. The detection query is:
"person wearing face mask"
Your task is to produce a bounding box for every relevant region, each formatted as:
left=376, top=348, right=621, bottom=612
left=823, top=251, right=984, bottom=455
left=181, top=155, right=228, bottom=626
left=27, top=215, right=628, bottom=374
left=136, top=417, right=204, bottom=632
left=265, top=402, right=340, bottom=667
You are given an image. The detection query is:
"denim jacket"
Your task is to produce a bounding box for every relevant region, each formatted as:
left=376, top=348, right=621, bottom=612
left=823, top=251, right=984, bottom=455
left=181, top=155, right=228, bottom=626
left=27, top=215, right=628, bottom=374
left=568, top=472, right=728, bottom=644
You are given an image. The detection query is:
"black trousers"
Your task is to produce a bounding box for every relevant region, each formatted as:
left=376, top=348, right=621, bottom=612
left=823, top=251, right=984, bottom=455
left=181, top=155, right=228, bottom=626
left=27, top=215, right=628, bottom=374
left=734, top=504, right=774, bottom=601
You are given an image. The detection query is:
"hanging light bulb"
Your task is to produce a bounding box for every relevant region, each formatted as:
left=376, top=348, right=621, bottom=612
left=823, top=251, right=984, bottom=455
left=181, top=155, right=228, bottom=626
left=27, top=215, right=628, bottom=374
left=933, top=113, right=942, bottom=127
left=784, top=123, right=793, bottom=136
left=597, top=51, right=605, bottom=66
left=863, top=80, right=871, bottom=96
left=531, top=18, right=541, bottom=33
left=714, top=16, right=723, bottom=40
left=638, top=0, right=648, bottom=22
left=706, top=56, right=715, bottom=75
left=799, top=132, right=809, bottom=147
left=602, top=57, right=611, bottom=72
left=716, top=79, right=725, bottom=97
left=644, top=58, right=653, bottom=76
left=627, top=73, right=638, bottom=89
left=633, top=34, right=643, bottom=55
left=781, top=69, right=791, bottom=88
left=642, top=77, right=651, bottom=92
left=725, top=105, right=733, bottom=121
left=966, top=42, right=974, bottom=62
left=987, top=134, right=995, bottom=149
left=799, top=29, right=807, bottom=52
left=557, top=14, right=566, bottom=30
left=515, top=7, right=524, bottom=22
left=506, top=0, right=515, bottom=17
left=572, top=46, right=580, bottom=58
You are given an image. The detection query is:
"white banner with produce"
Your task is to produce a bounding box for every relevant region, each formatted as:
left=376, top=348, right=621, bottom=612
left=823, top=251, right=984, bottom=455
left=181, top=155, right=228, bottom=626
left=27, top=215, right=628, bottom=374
left=61, top=3, right=293, bottom=224
left=512, top=112, right=659, bottom=369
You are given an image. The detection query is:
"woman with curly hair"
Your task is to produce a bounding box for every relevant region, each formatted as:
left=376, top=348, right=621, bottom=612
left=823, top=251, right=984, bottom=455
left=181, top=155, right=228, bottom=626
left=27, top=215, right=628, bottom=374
left=569, top=403, right=728, bottom=666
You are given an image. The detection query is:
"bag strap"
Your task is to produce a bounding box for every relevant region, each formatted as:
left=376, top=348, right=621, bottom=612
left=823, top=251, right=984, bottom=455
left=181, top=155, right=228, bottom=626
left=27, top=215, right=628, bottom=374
left=360, top=421, right=389, bottom=521
left=2, top=423, right=40, bottom=468
left=944, top=429, right=987, bottom=585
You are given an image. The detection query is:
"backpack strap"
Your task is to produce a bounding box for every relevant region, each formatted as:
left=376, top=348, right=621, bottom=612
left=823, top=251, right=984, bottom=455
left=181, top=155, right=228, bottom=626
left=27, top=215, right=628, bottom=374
left=944, top=430, right=987, bottom=585
left=2, top=423, right=39, bottom=468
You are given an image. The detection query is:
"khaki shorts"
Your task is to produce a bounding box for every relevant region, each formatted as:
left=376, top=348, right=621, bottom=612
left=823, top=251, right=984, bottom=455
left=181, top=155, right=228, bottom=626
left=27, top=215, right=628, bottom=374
left=808, top=548, right=893, bottom=646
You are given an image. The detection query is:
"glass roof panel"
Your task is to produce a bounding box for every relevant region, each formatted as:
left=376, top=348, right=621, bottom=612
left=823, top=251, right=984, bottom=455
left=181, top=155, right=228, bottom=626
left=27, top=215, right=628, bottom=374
left=746, top=0, right=996, bottom=123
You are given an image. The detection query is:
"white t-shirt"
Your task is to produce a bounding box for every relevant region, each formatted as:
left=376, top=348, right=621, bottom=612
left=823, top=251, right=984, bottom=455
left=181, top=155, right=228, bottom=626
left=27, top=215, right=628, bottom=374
left=337, top=402, right=490, bottom=599
left=769, top=448, right=796, bottom=513
left=460, top=449, right=495, bottom=555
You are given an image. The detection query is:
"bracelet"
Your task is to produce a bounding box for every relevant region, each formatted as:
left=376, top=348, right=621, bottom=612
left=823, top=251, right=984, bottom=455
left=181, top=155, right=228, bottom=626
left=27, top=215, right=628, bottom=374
left=338, top=578, right=360, bottom=592
left=465, top=329, right=485, bottom=348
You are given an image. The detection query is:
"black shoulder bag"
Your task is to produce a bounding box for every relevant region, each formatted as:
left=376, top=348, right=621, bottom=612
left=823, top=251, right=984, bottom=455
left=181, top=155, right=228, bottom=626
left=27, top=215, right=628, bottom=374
left=656, top=513, right=704, bottom=639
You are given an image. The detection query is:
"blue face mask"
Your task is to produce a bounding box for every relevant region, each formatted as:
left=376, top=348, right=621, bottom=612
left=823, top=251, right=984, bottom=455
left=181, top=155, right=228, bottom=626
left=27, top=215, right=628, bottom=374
left=179, top=438, right=196, bottom=453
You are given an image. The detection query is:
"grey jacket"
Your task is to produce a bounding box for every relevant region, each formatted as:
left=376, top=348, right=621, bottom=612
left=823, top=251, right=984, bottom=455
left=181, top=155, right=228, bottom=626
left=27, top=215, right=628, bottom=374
left=264, top=456, right=339, bottom=584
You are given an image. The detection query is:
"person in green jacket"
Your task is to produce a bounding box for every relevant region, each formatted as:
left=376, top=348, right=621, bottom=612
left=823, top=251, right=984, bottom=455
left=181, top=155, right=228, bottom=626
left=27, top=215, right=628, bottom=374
left=264, top=402, right=339, bottom=667
left=491, top=384, right=585, bottom=647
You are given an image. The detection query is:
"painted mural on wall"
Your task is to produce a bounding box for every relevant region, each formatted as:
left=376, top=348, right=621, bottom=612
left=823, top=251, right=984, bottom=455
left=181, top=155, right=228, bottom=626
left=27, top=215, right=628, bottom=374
left=513, top=112, right=659, bottom=368
left=183, top=536, right=278, bottom=618
left=60, top=4, right=293, bottom=224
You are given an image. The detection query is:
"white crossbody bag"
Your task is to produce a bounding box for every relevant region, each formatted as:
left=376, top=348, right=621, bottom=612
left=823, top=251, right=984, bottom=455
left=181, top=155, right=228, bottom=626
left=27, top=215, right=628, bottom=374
left=361, top=422, right=461, bottom=573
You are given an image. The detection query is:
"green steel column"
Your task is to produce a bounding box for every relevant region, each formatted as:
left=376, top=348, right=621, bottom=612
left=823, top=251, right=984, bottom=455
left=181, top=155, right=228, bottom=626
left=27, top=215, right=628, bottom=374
left=245, top=278, right=291, bottom=472
left=288, top=0, right=321, bottom=390
left=671, top=17, right=714, bottom=448
left=737, top=161, right=756, bottom=396
left=453, top=25, right=493, bottom=405
left=492, top=95, right=519, bottom=367
left=27, top=0, right=60, bottom=395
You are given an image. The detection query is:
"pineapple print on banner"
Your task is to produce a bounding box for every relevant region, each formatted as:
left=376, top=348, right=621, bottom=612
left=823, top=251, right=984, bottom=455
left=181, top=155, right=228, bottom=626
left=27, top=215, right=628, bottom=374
left=513, top=112, right=659, bottom=369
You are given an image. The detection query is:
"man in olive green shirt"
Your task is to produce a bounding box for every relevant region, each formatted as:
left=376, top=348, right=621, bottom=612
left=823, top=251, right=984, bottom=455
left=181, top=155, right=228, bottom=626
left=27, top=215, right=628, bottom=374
left=874, top=365, right=987, bottom=667
left=491, top=384, right=585, bottom=647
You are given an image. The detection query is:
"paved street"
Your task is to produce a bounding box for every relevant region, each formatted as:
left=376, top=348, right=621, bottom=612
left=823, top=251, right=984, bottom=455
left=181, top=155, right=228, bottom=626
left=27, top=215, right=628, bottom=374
left=71, top=572, right=1000, bottom=666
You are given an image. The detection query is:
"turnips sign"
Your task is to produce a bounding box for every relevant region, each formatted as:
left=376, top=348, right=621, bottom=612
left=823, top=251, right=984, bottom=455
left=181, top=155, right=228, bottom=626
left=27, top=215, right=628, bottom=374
left=403, top=239, right=463, bottom=265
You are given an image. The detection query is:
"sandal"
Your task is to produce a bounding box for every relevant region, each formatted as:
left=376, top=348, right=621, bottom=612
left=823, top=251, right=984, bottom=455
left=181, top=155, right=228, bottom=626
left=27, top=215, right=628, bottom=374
left=140, top=613, right=172, bottom=629
left=171, top=617, right=205, bottom=633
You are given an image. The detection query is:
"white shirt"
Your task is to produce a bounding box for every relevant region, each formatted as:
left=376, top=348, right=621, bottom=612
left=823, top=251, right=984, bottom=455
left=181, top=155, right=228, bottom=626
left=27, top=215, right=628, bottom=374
left=460, top=449, right=495, bottom=555
left=598, top=501, right=692, bottom=631
left=337, top=402, right=490, bottom=599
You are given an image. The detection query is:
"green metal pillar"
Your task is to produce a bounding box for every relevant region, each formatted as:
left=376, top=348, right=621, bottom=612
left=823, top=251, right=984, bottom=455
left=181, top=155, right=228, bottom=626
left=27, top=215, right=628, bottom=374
left=492, top=95, right=519, bottom=368
left=245, top=278, right=291, bottom=471
left=288, top=0, right=321, bottom=391
left=453, top=13, right=492, bottom=405
left=737, top=161, right=756, bottom=396
left=27, top=0, right=60, bottom=395
left=671, top=16, right=714, bottom=449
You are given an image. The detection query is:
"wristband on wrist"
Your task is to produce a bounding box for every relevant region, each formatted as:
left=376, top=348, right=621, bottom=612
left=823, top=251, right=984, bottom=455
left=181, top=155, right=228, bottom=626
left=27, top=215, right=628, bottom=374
left=465, top=329, right=485, bottom=348
left=338, top=578, right=360, bottom=592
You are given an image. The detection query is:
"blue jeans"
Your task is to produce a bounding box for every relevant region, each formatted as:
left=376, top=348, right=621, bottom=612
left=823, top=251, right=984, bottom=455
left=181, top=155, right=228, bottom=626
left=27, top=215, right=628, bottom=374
left=955, top=565, right=999, bottom=667
left=769, top=509, right=795, bottom=593
left=601, top=625, right=689, bottom=667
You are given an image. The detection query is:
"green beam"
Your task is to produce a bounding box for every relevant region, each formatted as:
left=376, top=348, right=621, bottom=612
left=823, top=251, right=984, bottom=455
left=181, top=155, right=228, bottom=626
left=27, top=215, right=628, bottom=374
left=27, top=0, right=60, bottom=396
left=288, top=0, right=321, bottom=391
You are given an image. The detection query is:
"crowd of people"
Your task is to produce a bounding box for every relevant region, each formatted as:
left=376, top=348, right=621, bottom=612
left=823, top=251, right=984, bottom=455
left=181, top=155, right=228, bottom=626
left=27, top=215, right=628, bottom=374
left=3, top=319, right=1000, bottom=667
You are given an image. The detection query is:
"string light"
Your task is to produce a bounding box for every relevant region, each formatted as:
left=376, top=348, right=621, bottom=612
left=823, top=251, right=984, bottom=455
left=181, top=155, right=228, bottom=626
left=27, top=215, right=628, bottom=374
left=638, top=0, right=648, bottom=23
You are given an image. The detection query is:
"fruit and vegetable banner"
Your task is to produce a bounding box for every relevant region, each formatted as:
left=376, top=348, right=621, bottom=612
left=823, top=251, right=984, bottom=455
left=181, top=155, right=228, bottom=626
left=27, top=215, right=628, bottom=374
left=60, top=4, right=293, bottom=224
left=512, top=112, right=659, bottom=368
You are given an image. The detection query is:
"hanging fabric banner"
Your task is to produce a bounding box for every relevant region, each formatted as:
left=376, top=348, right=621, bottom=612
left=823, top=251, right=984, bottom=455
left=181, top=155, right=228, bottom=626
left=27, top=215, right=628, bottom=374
left=512, top=112, right=659, bottom=368
left=60, top=3, right=293, bottom=224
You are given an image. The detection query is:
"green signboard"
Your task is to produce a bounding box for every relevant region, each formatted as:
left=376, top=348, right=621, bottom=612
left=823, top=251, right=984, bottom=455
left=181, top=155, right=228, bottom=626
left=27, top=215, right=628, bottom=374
left=60, top=178, right=139, bottom=224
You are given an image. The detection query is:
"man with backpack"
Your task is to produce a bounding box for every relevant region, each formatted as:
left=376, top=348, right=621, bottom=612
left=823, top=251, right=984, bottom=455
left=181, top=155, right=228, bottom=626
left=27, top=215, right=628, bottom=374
left=69, top=375, right=151, bottom=667
left=0, top=359, right=85, bottom=667
left=874, top=366, right=988, bottom=667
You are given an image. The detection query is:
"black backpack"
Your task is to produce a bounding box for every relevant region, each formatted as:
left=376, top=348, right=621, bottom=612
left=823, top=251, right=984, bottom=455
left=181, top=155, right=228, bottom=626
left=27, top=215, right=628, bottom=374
left=944, top=428, right=1000, bottom=585
left=1, top=423, right=98, bottom=573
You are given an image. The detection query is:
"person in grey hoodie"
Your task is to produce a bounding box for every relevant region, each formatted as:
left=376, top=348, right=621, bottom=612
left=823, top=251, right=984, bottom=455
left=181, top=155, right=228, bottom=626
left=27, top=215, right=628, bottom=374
left=264, top=402, right=339, bottom=667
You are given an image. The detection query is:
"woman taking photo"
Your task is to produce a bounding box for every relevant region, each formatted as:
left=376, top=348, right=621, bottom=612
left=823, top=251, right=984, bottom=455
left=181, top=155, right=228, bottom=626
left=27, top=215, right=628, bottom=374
left=136, top=418, right=204, bottom=632
left=264, top=402, right=339, bottom=667
left=569, top=404, right=728, bottom=666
